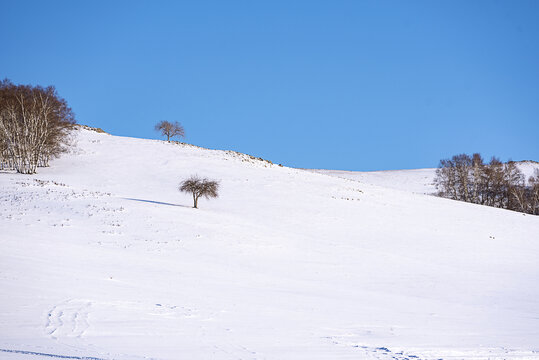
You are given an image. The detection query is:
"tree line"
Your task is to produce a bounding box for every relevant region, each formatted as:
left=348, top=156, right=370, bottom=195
left=435, top=153, right=539, bottom=215
left=0, top=79, right=75, bottom=174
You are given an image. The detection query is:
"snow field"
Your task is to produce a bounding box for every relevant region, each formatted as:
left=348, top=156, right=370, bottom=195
left=1, top=129, right=538, bottom=359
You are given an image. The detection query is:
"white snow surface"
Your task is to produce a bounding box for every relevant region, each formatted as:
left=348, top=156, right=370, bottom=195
left=309, top=168, right=439, bottom=194
left=1, top=129, right=538, bottom=360
left=310, top=161, right=539, bottom=195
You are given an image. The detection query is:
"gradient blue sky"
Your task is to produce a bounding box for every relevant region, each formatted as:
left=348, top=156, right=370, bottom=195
left=1, top=0, right=538, bottom=170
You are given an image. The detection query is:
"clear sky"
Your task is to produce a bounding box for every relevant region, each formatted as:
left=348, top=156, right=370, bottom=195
left=1, top=0, right=538, bottom=170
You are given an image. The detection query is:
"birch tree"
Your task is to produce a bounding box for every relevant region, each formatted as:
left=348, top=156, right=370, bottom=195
left=0, top=79, right=75, bottom=174
left=435, top=152, right=537, bottom=215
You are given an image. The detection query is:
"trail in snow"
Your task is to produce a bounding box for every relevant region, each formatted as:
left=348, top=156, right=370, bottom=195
left=45, top=300, right=91, bottom=339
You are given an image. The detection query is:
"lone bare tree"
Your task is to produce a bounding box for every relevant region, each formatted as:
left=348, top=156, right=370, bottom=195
left=155, top=120, right=184, bottom=142
left=179, top=175, right=219, bottom=208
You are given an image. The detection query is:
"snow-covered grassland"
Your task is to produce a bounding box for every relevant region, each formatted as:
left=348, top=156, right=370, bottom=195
left=1, top=128, right=538, bottom=360
left=310, top=160, right=539, bottom=195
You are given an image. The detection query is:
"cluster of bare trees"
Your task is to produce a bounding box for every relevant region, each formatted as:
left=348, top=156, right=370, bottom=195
left=435, top=153, right=539, bottom=215
left=0, top=79, right=75, bottom=174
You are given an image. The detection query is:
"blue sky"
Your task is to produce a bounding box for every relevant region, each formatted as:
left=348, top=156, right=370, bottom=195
left=1, top=0, right=538, bottom=170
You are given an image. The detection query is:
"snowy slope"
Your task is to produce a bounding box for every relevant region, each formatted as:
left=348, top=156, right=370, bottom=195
left=1, top=129, right=539, bottom=360
left=310, top=161, right=539, bottom=195
left=309, top=168, right=438, bottom=194
left=517, top=161, right=539, bottom=181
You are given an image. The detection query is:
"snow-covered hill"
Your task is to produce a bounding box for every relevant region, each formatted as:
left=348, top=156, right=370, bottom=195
left=310, top=161, right=539, bottom=195
left=1, top=128, right=538, bottom=360
left=309, top=168, right=438, bottom=194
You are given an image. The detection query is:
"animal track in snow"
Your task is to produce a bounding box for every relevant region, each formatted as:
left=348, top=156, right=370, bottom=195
left=45, top=299, right=92, bottom=339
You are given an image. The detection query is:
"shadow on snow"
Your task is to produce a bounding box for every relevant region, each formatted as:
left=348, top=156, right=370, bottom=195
left=0, top=348, right=106, bottom=360
left=122, top=197, right=191, bottom=208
